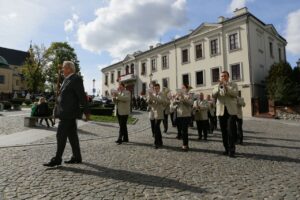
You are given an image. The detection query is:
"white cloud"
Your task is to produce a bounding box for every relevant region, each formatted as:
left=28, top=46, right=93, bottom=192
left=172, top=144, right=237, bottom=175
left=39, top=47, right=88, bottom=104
left=64, top=19, right=74, bottom=32
left=227, top=0, right=254, bottom=13
left=76, top=0, right=187, bottom=59
left=0, top=1, right=48, bottom=49
left=64, top=13, right=81, bottom=32
left=285, top=9, right=300, bottom=55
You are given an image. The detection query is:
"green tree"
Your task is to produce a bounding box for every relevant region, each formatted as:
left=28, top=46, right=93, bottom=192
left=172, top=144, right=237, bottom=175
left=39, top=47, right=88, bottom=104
left=266, top=62, right=297, bottom=105
left=44, top=42, right=80, bottom=93
left=292, top=66, right=300, bottom=102
left=21, top=45, right=46, bottom=93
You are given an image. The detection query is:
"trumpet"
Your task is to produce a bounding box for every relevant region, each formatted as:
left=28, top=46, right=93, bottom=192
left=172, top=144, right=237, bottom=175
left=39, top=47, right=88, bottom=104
left=219, top=81, right=227, bottom=96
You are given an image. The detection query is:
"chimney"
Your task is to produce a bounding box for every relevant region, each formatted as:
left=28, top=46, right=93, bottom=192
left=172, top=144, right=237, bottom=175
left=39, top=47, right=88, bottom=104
left=149, top=45, right=153, bottom=50
left=218, top=16, right=225, bottom=23
left=233, top=7, right=248, bottom=16
left=297, top=58, right=300, bottom=68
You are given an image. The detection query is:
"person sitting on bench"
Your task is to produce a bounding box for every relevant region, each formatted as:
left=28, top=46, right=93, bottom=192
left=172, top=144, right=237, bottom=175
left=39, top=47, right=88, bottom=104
left=36, top=97, right=54, bottom=127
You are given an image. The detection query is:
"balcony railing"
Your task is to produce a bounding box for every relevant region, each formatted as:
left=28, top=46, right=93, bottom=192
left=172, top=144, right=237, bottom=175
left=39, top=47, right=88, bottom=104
left=118, top=73, right=136, bottom=82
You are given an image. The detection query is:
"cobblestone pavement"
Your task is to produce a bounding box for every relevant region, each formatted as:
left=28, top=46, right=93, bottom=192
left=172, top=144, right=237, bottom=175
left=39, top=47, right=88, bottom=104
left=0, top=109, right=30, bottom=135
left=0, top=110, right=299, bottom=199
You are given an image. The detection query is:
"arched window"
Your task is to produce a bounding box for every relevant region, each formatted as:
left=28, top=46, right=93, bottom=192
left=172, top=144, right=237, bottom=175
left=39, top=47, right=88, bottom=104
left=130, top=64, right=134, bottom=74
left=125, top=65, right=129, bottom=74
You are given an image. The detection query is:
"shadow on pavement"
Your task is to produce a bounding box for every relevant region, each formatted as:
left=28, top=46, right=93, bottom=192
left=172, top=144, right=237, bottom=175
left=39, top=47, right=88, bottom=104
left=128, top=141, right=300, bottom=164
left=77, top=129, right=99, bottom=136
left=58, top=162, right=206, bottom=194
left=244, top=135, right=300, bottom=143
left=243, top=141, right=300, bottom=150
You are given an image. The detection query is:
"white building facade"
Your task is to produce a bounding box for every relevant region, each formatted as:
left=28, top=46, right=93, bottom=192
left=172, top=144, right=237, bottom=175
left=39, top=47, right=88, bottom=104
left=101, top=8, right=287, bottom=117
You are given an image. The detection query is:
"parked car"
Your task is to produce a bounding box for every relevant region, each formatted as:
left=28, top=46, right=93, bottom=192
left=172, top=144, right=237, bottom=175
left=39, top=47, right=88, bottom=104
left=92, top=96, right=103, bottom=104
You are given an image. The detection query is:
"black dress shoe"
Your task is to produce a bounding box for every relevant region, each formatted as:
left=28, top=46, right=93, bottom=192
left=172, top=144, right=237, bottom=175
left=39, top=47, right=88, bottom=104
left=222, top=151, right=229, bottom=156
left=229, top=152, right=235, bottom=158
left=115, top=140, right=122, bottom=145
left=122, top=139, right=129, bottom=142
left=43, top=157, right=62, bottom=167
left=64, top=157, right=82, bottom=164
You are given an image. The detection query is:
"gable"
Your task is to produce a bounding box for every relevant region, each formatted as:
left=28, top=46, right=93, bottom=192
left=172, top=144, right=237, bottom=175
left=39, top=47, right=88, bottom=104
left=189, top=23, right=221, bottom=37
left=123, top=54, right=135, bottom=62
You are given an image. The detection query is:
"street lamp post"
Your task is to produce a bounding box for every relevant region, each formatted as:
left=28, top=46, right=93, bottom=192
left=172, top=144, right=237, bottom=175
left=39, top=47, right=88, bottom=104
left=92, top=79, right=96, bottom=96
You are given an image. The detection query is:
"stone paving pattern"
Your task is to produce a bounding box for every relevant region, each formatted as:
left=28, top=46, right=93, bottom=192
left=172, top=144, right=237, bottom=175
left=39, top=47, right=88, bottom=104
left=0, top=110, right=300, bottom=199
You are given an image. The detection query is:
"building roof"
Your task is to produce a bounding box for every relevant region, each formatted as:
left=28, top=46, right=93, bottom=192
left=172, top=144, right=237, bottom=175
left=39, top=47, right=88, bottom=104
left=0, top=47, right=29, bottom=66
left=101, top=8, right=286, bottom=71
left=0, top=56, right=10, bottom=69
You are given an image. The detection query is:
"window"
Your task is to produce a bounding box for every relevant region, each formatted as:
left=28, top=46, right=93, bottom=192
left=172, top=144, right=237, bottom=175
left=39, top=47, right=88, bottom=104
left=105, top=74, right=108, bottom=85
left=117, top=70, right=121, bottom=82
left=182, top=74, right=189, bottom=85
left=210, top=39, right=218, bottom=55
left=269, top=42, right=274, bottom=58
left=151, top=58, right=156, bottom=72
left=162, top=55, right=168, bottom=69
left=105, top=90, right=109, bottom=96
left=16, top=80, right=19, bottom=86
left=0, top=75, right=4, bottom=84
left=231, top=64, right=241, bottom=81
left=229, top=33, right=238, bottom=51
left=162, top=78, right=169, bottom=88
left=142, top=83, right=147, bottom=95
left=111, top=72, right=114, bottom=83
left=130, top=64, right=134, bottom=74
left=141, top=62, right=146, bottom=75
left=211, top=68, right=220, bottom=83
left=278, top=48, right=282, bottom=61
left=196, top=71, right=204, bottom=86
left=195, top=44, right=203, bottom=59
left=182, top=49, right=189, bottom=63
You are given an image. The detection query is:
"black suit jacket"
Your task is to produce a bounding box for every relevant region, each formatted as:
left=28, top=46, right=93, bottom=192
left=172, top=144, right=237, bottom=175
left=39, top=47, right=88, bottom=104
left=55, top=74, right=87, bottom=119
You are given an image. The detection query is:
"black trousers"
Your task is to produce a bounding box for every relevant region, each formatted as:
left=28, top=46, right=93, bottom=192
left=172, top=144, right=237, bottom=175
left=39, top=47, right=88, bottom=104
left=218, top=107, right=237, bottom=153
left=196, top=120, right=208, bottom=139
left=150, top=119, right=155, bottom=137
left=55, top=119, right=81, bottom=160
left=208, top=113, right=214, bottom=134
left=177, top=117, right=190, bottom=146
left=236, top=118, right=243, bottom=143
left=154, top=119, right=163, bottom=146
left=170, top=112, right=176, bottom=127
left=39, top=118, right=54, bottom=127
left=163, top=113, right=168, bottom=132
left=117, top=114, right=128, bottom=141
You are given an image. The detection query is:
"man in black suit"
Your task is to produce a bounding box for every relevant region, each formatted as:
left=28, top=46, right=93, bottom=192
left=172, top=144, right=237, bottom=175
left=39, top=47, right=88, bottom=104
left=43, top=61, right=89, bottom=167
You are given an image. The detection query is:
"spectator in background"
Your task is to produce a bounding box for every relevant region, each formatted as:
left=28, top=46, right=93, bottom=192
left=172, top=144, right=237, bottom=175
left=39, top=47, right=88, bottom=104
left=37, top=97, right=54, bottom=128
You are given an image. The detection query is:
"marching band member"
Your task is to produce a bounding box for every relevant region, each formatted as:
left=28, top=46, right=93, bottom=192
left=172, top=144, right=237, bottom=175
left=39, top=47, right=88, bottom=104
left=112, top=82, right=131, bottom=145
left=162, top=87, right=171, bottom=133
left=206, top=94, right=216, bottom=134
left=173, top=84, right=193, bottom=151
left=236, top=94, right=246, bottom=145
left=212, top=71, right=238, bottom=157
left=193, top=92, right=209, bottom=140
left=147, top=83, right=168, bottom=149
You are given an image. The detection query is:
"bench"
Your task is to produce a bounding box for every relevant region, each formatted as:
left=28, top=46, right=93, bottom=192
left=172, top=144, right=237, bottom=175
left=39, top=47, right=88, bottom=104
left=24, top=116, right=55, bottom=127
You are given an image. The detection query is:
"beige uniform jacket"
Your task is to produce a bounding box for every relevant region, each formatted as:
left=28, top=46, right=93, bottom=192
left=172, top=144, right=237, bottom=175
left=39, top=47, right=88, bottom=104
left=147, top=92, right=168, bottom=120
left=237, top=97, right=246, bottom=119
left=212, top=81, right=238, bottom=116
left=112, top=90, right=131, bottom=116
left=173, top=93, right=193, bottom=118
left=193, top=99, right=209, bottom=121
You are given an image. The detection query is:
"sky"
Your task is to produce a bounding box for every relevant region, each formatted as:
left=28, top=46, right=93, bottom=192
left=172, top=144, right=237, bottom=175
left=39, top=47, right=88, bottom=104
left=1, top=0, right=300, bottom=95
